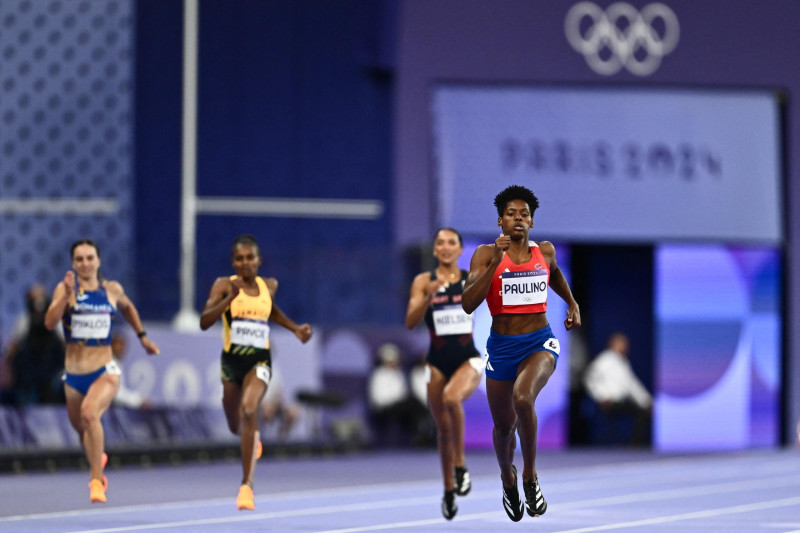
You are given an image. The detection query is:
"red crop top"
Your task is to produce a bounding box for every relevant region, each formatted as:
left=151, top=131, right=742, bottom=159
left=486, top=242, right=550, bottom=316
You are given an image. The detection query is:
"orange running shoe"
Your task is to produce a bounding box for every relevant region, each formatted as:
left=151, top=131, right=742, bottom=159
left=236, top=484, right=255, bottom=510
left=89, top=479, right=107, bottom=503
left=256, top=441, right=262, bottom=460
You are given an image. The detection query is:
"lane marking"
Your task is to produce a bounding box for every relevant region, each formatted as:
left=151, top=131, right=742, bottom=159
left=551, top=496, right=800, bottom=533
left=4, top=451, right=797, bottom=528
left=65, top=496, right=435, bottom=533
left=53, top=473, right=800, bottom=532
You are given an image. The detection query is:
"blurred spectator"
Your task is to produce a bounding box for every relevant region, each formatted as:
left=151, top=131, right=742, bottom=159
left=1, top=283, right=65, bottom=405
left=582, top=332, right=652, bottom=446
left=409, top=353, right=427, bottom=408
left=0, top=333, right=12, bottom=404
left=260, top=365, right=300, bottom=443
left=111, top=334, right=152, bottom=409
left=408, top=353, right=436, bottom=446
left=367, top=343, right=415, bottom=447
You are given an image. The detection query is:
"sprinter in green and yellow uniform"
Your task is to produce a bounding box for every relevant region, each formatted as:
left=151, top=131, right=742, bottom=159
left=200, top=234, right=312, bottom=511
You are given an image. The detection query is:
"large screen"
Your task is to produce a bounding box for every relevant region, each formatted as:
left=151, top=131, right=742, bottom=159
left=654, top=244, right=782, bottom=450
left=431, top=86, right=783, bottom=244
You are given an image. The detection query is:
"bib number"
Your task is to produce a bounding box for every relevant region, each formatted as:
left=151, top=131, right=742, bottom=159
left=432, top=305, right=473, bottom=336
left=501, top=270, right=548, bottom=306
left=71, top=313, right=111, bottom=339
left=231, top=320, right=270, bottom=348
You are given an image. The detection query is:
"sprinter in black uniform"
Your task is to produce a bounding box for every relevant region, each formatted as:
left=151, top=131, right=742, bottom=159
left=406, top=228, right=484, bottom=520
left=200, top=234, right=312, bottom=511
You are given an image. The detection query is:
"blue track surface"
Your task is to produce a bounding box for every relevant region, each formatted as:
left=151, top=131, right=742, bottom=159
left=1, top=448, right=799, bottom=532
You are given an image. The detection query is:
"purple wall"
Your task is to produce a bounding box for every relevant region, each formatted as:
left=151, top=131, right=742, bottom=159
left=394, top=0, right=800, bottom=443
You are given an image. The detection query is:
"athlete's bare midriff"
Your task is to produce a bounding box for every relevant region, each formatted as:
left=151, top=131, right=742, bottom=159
left=490, top=312, right=549, bottom=336
left=64, top=343, right=113, bottom=374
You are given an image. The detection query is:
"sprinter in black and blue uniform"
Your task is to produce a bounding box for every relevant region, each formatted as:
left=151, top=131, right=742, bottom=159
left=200, top=234, right=312, bottom=511
left=45, top=239, right=159, bottom=504
left=406, top=228, right=484, bottom=520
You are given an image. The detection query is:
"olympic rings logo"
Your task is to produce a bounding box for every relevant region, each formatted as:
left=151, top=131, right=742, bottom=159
left=565, top=2, right=680, bottom=76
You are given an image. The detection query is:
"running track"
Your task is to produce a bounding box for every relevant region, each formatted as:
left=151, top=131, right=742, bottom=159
left=1, top=448, right=799, bottom=532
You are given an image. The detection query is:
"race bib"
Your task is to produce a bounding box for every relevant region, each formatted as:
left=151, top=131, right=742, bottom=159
left=230, top=320, right=270, bottom=348
left=501, top=270, right=548, bottom=306
left=71, top=313, right=111, bottom=339
left=432, top=305, right=473, bottom=336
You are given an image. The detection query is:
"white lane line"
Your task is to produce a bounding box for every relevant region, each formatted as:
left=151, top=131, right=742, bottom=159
left=314, top=512, right=499, bottom=533
left=64, top=495, right=435, bottom=533
left=61, top=474, right=800, bottom=532
left=5, top=469, right=797, bottom=523
left=5, top=452, right=796, bottom=525
left=551, top=496, right=800, bottom=533
left=316, top=495, right=800, bottom=533
left=555, top=474, right=800, bottom=510
left=314, top=477, right=800, bottom=533
left=0, top=480, right=438, bottom=522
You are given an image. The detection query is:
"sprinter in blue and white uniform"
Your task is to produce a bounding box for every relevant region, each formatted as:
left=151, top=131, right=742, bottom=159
left=462, top=185, right=581, bottom=522
left=200, top=234, right=312, bottom=511
left=45, top=239, right=159, bottom=504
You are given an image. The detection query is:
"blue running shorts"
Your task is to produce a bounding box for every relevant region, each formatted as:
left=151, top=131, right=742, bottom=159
left=485, top=325, right=560, bottom=381
left=62, top=360, right=122, bottom=395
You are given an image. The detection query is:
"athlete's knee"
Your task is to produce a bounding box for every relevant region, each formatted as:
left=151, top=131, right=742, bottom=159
left=512, top=390, right=535, bottom=416
left=239, top=402, right=259, bottom=424
left=441, top=389, right=463, bottom=411
left=80, top=404, right=101, bottom=427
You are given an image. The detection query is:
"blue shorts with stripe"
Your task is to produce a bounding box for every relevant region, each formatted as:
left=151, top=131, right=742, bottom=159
left=62, top=360, right=121, bottom=395
left=484, top=324, right=560, bottom=381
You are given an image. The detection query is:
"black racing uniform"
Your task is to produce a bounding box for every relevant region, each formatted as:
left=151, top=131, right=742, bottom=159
left=423, top=270, right=480, bottom=378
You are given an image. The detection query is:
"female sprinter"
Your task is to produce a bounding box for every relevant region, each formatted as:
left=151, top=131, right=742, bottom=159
left=405, top=228, right=483, bottom=520
left=462, top=185, right=581, bottom=522
left=200, top=234, right=312, bottom=510
left=45, top=239, right=159, bottom=503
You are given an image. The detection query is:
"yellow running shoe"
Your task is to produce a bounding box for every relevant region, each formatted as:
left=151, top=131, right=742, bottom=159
left=237, top=484, right=255, bottom=510
left=89, top=479, right=107, bottom=503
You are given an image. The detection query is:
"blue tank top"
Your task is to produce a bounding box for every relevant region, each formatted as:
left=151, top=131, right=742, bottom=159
left=63, top=282, right=115, bottom=346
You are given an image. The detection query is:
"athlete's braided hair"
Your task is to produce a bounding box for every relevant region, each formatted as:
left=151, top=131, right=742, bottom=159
left=493, top=185, right=540, bottom=217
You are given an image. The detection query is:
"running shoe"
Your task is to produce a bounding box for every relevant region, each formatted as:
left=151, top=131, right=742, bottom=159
left=441, top=489, right=457, bottom=520
left=454, top=465, right=471, bottom=496
left=256, top=440, right=262, bottom=460
left=501, top=465, right=524, bottom=522
left=237, top=484, right=255, bottom=510
left=89, top=479, right=106, bottom=503
left=523, top=476, right=547, bottom=517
